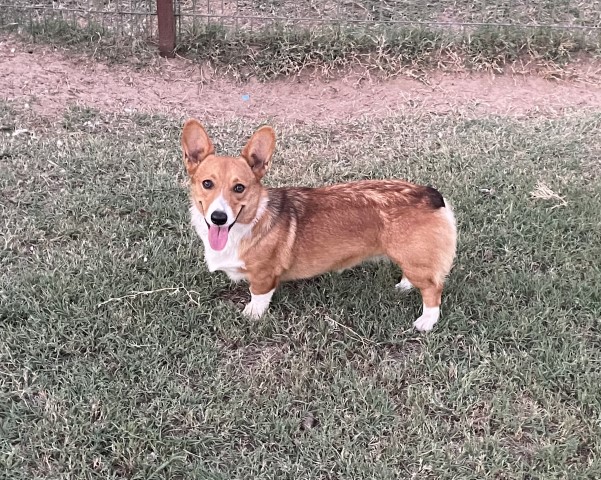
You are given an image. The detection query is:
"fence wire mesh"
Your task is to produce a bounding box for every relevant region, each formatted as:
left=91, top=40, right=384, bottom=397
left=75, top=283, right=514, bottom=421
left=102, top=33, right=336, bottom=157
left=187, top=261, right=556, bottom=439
left=176, top=0, right=601, bottom=30
left=1, top=0, right=600, bottom=43
left=0, top=1, right=157, bottom=38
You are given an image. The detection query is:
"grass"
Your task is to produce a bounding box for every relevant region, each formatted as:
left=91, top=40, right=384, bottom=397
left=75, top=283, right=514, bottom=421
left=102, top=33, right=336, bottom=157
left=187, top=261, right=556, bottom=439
left=2, top=3, right=601, bottom=79
left=1, top=101, right=600, bottom=478
left=5, top=0, right=601, bottom=26
left=0, top=10, right=154, bottom=64
left=178, top=24, right=601, bottom=79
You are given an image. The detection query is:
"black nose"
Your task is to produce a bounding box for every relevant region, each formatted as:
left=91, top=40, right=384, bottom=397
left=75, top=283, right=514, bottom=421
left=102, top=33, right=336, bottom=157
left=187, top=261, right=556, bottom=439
left=210, top=211, right=228, bottom=226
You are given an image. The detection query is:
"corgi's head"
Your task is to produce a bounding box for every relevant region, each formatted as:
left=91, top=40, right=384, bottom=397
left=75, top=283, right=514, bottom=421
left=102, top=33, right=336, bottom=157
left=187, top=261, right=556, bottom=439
left=181, top=119, right=275, bottom=251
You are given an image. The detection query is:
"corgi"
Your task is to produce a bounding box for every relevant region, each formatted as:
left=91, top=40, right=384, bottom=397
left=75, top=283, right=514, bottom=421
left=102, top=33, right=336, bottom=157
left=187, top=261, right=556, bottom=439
left=181, top=119, right=457, bottom=332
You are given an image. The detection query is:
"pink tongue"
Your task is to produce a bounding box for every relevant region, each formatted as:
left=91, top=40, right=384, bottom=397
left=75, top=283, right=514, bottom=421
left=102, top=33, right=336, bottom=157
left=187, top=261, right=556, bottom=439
left=208, top=225, right=229, bottom=251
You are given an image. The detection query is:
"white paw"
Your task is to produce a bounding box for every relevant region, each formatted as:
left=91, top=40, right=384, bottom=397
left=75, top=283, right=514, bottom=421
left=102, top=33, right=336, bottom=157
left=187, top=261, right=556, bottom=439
left=413, top=315, right=437, bottom=332
left=242, top=301, right=266, bottom=319
left=395, top=277, right=414, bottom=292
left=413, top=306, right=440, bottom=332
left=241, top=289, right=274, bottom=319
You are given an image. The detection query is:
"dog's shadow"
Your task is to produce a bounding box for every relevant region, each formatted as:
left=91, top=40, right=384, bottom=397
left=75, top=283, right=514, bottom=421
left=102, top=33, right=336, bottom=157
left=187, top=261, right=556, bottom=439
left=214, top=263, right=424, bottom=323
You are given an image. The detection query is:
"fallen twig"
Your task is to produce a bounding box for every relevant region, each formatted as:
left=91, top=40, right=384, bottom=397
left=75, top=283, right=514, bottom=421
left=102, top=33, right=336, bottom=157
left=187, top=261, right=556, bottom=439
left=97, top=286, right=202, bottom=307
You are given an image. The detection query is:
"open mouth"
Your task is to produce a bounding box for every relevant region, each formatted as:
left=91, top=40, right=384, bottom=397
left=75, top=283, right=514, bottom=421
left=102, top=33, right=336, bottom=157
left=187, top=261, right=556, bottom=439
left=205, top=206, right=245, bottom=251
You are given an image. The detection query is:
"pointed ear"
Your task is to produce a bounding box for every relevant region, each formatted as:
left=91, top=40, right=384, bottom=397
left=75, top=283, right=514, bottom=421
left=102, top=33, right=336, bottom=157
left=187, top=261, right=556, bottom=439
left=181, top=119, right=215, bottom=175
left=241, top=126, right=276, bottom=180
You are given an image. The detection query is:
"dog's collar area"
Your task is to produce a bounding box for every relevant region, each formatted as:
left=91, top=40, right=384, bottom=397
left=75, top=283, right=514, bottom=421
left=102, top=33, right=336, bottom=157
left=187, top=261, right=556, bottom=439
left=205, top=205, right=245, bottom=231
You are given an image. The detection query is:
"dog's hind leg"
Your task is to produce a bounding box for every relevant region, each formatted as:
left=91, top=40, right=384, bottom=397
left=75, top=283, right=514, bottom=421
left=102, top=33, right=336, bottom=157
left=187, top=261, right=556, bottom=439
left=387, top=206, right=456, bottom=331
left=398, top=268, right=444, bottom=332
left=387, top=254, right=447, bottom=332
left=395, top=276, right=414, bottom=292
left=412, top=281, right=443, bottom=332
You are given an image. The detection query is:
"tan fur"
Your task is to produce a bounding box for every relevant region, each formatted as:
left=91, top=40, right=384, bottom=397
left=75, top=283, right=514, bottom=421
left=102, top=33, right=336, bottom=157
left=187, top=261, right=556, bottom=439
left=182, top=119, right=457, bottom=330
left=182, top=119, right=272, bottom=227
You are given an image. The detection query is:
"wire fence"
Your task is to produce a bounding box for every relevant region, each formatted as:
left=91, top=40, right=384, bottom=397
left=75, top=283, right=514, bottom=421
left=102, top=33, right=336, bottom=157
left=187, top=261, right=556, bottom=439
left=0, top=1, right=157, bottom=39
left=1, top=0, right=600, bottom=44
left=174, top=0, right=601, bottom=30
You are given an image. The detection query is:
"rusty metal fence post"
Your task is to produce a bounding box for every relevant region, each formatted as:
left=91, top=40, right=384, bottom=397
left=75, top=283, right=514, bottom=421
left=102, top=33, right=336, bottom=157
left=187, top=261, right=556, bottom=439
left=157, top=0, right=176, bottom=58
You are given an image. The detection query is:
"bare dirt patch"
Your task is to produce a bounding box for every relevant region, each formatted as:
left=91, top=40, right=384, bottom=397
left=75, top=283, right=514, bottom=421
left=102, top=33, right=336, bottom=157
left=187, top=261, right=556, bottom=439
left=2, top=37, right=601, bottom=123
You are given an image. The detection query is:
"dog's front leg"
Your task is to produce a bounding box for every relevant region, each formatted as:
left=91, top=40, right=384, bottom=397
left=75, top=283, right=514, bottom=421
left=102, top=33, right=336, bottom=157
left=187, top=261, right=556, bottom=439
left=243, top=274, right=279, bottom=319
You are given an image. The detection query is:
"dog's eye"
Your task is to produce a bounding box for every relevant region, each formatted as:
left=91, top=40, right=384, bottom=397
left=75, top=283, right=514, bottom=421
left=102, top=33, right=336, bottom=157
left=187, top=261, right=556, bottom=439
left=233, top=184, right=245, bottom=193
left=202, top=180, right=214, bottom=189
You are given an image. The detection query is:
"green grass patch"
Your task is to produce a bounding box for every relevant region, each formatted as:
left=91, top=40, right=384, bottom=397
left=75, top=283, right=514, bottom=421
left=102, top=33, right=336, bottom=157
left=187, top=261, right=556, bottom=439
left=0, top=8, right=154, bottom=63
left=1, top=103, right=601, bottom=478
left=2, top=6, right=601, bottom=78
left=178, top=23, right=601, bottom=79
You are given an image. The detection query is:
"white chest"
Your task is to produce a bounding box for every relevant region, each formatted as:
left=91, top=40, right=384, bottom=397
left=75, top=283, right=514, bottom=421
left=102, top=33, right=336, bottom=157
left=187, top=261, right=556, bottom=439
left=190, top=204, right=249, bottom=281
